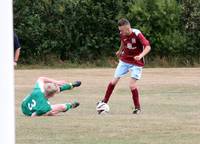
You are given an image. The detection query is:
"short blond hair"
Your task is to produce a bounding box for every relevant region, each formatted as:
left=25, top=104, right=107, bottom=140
left=44, top=83, right=58, bottom=95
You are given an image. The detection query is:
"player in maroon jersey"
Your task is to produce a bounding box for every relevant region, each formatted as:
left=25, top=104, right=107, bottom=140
left=98, top=18, right=151, bottom=114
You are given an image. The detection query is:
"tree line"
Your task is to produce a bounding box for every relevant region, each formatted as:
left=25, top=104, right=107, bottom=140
left=14, top=0, right=200, bottom=66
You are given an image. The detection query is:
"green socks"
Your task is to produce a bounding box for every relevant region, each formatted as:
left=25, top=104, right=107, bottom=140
left=65, top=103, right=72, bottom=111
left=60, top=83, right=73, bottom=92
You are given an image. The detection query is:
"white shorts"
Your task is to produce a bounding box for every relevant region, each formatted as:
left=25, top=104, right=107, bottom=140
left=114, top=60, right=143, bottom=80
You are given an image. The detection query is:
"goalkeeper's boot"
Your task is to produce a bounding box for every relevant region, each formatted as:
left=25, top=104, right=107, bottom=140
left=132, top=108, right=141, bottom=114
left=72, top=81, right=81, bottom=88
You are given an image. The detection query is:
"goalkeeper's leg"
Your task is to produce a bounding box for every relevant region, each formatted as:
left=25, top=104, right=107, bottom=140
left=59, top=81, right=81, bottom=92
left=49, top=101, right=80, bottom=115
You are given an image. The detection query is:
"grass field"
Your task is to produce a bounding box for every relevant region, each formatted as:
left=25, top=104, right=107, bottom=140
left=15, top=68, right=200, bottom=144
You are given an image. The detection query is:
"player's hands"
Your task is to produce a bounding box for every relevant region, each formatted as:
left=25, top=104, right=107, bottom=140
left=72, top=81, right=81, bottom=88
left=134, top=55, right=142, bottom=61
left=116, top=51, right=121, bottom=58
left=14, top=61, right=17, bottom=66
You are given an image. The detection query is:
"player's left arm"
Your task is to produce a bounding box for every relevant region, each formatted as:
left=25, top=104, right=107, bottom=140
left=14, top=48, right=20, bottom=63
left=14, top=33, right=21, bottom=66
left=134, top=32, right=151, bottom=61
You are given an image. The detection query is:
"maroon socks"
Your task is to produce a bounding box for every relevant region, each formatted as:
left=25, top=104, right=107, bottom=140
left=103, top=82, right=115, bottom=103
left=131, top=88, right=140, bottom=109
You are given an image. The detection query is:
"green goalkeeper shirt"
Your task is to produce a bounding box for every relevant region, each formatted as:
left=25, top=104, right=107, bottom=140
left=21, top=80, right=52, bottom=116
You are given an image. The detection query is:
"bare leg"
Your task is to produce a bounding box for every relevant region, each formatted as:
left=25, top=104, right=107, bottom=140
left=47, top=102, right=79, bottom=116
left=50, top=104, right=67, bottom=115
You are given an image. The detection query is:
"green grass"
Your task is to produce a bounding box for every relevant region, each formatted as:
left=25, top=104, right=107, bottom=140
left=16, top=68, right=200, bottom=144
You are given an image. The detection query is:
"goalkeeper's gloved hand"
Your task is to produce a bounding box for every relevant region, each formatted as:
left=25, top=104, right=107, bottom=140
left=72, top=81, right=81, bottom=88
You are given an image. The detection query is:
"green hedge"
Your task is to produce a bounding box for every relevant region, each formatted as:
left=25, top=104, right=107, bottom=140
left=14, top=0, right=200, bottom=66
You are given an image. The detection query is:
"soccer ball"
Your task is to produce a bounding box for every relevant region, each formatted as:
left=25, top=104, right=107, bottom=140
left=96, top=101, right=110, bottom=114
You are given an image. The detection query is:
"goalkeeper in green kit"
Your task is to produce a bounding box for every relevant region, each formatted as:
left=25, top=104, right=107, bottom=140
left=21, top=77, right=81, bottom=117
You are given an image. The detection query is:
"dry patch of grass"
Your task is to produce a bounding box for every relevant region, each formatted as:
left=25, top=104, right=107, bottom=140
left=16, top=68, right=200, bottom=144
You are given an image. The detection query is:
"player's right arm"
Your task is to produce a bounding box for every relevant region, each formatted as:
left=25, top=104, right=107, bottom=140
left=116, top=41, right=124, bottom=58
